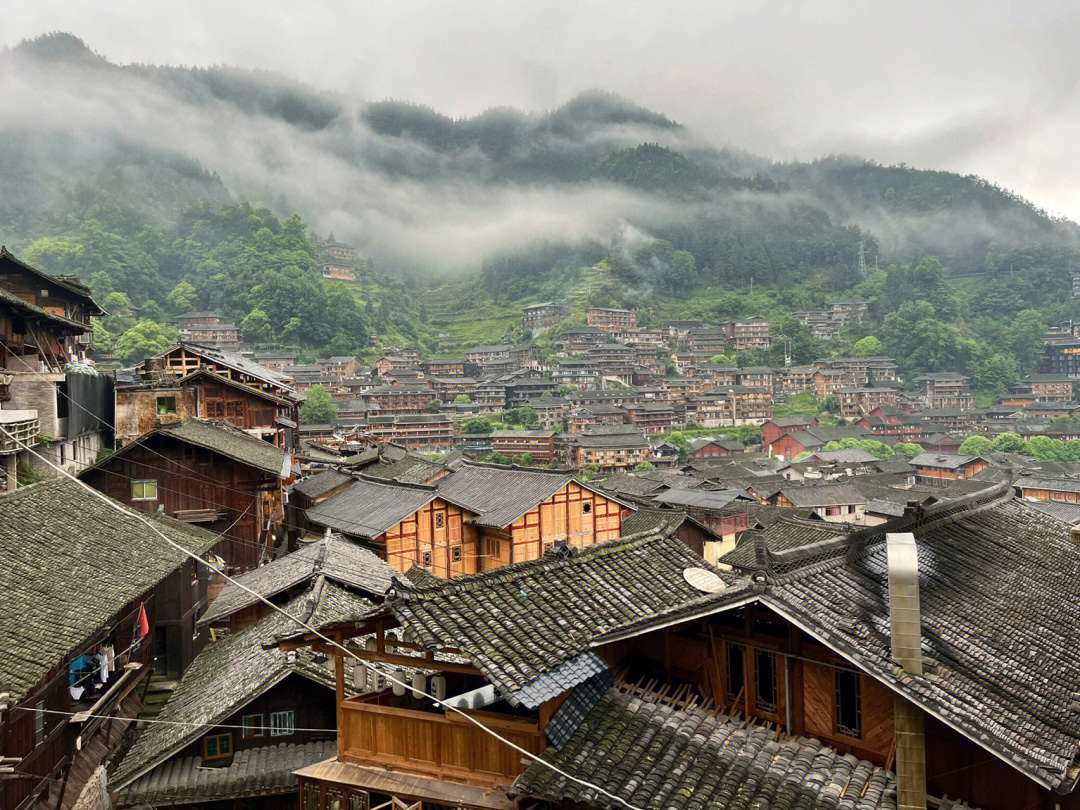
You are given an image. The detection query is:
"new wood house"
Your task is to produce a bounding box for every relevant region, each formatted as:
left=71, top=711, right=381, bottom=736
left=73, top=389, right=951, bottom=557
left=304, top=462, right=628, bottom=577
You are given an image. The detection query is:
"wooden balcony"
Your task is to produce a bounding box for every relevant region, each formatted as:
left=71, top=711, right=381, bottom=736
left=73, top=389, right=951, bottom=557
left=0, top=409, right=39, bottom=456
left=339, top=698, right=545, bottom=788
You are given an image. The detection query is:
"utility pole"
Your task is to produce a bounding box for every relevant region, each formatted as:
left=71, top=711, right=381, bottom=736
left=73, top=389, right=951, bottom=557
left=856, top=240, right=867, bottom=281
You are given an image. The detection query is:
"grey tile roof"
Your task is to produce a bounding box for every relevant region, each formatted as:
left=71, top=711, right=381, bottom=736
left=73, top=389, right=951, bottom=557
left=777, top=482, right=869, bottom=507
left=720, top=516, right=850, bottom=570
left=761, top=492, right=1080, bottom=792
left=153, top=418, right=289, bottom=477
left=434, top=464, right=576, bottom=528
left=508, top=651, right=609, bottom=709
left=514, top=689, right=901, bottom=810
left=1016, top=475, right=1080, bottom=494
left=200, top=534, right=399, bottom=625
left=291, top=469, right=351, bottom=499
left=911, top=451, right=978, bottom=470
left=113, top=581, right=368, bottom=789
left=653, top=488, right=753, bottom=510
left=0, top=478, right=220, bottom=704
left=620, top=506, right=690, bottom=536
left=389, top=529, right=745, bottom=693
left=305, top=477, right=438, bottom=539
left=115, top=739, right=337, bottom=806
left=1023, top=498, right=1080, bottom=524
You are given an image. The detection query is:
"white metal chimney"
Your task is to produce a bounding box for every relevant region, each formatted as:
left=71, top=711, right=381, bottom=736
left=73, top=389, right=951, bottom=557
left=887, top=532, right=926, bottom=810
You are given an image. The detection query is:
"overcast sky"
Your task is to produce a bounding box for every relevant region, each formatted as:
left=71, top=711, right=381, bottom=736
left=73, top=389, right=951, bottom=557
left=6, top=0, right=1080, bottom=219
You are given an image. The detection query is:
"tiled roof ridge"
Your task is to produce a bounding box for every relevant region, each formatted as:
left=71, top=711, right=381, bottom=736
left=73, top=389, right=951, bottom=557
left=391, top=526, right=677, bottom=599
left=764, top=481, right=1015, bottom=585
left=461, top=458, right=574, bottom=476
left=352, top=471, right=438, bottom=492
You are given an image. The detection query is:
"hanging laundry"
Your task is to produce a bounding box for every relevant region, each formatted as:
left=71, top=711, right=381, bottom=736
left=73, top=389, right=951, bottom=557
left=69, top=685, right=85, bottom=700
left=98, top=652, right=109, bottom=684
left=103, top=644, right=116, bottom=674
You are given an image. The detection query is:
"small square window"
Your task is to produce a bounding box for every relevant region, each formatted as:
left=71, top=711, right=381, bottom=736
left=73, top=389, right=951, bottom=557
left=203, top=732, right=233, bottom=759
left=421, top=550, right=433, bottom=568
left=132, top=480, right=158, bottom=501
left=157, top=396, right=176, bottom=415
left=242, top=713, right=264, bottom=739
left=270, top=710, right=294, bottom=737
left=434, top=512, right=445, bottom=529
left=451, top=546, right=462, bottom=562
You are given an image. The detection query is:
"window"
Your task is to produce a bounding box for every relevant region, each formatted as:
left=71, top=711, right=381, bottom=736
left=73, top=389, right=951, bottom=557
left=484, top=538, right=501, bottom=558
left=242, top=713, right=264, bottom=739
left=755, top=650, right=778, bottom=714
left=131, top=479, right=158, bottom=501
left=34, top=701, right=46, bottom=746
left=327, top=790, right=344, bottom=810
left=156, top=396, right=176, bottom=415
left=451, top=545, right=462, bottom=562
left=434, top=512, right=445, bottom=529
left=270, top=710, right=295, bottom=737
left=835, top=670, right=862, bottom=737
left=203, top=733, right=233, bottom=759
left=304, top=784, right=321, bottom=810
left=421, top=550, right=433, bottom=568
left=582, top=501, right=592, bottom=514
left=725, top=643, right=745, bottom=703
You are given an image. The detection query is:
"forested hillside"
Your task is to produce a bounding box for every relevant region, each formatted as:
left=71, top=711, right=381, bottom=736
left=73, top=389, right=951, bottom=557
left=3, top=32, right=1080, bottom=395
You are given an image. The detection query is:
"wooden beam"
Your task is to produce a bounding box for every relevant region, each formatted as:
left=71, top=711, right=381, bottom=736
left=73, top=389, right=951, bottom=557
left=342, top=647, right=481, bottom=676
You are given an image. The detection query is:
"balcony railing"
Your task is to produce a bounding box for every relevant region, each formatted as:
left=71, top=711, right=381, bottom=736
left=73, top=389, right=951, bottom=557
left=0, top=410, right=39, bottom=456
left=339, top=698, right=544, bottom=788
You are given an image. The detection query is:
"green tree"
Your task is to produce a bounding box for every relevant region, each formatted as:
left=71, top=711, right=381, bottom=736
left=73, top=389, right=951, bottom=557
left=103, top=291, right=132, bottom=313
left=462, top=417, right=494, bottom=435
left=241, top=309, right=273, bottom=344
left=581, top=462, right=601, bottom=480
left=424, top=399, right=443, bottom=413
left=92, top=321, right=113, bottom=356
left=992, top=432, right=1027, bottom=454
left=1007, top=310, right=1046, bottom=373
left=113, top=320, right=175, bottom=363
left=1026, top=435, right=1068, bottom=461
left=958, top=435, right=994, bottom=456
left=167, top=281, right=198, bottom=313
left=299, top=385, right=338, bottom=425
left=453, top=394, right=472, bottom=404
left=634, top=461, right=656, bottom=471
left=893, top=442, right=923, bottom=457
left=851, top=335, right=883, bottom=357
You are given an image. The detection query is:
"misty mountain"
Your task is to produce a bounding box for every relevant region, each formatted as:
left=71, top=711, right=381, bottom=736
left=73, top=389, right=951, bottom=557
left=1, top=32, right=1077, bottom=281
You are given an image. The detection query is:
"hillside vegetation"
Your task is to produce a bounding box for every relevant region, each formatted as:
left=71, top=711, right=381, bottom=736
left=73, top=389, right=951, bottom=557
left=2, top=33, right=1079, bottom=391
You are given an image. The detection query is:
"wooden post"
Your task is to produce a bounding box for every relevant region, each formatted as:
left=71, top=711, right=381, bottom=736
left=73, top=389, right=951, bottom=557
left=334, top=633, right=346, bottom=761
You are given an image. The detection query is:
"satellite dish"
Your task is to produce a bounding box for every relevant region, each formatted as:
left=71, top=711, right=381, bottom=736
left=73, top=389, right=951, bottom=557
left=683, top=567, right=726, bottom=593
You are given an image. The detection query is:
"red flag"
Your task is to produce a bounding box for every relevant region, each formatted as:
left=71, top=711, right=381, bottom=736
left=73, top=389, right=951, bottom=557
left=136, top=603, right=150, bottom=639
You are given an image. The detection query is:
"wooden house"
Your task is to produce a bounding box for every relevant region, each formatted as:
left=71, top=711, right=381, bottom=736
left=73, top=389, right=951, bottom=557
left=80, top=418, right=291, bottom=571
left=0, top=478, right=218, bottom=810
left=138, top=343, right=298, bottom=402
left=286, top=485, right=1080, bottom=810
left=910, top=452, right=989, bottom=486
left=305, top=462, right=628, bottom=577
left=115, top=367, right=298, bottom=449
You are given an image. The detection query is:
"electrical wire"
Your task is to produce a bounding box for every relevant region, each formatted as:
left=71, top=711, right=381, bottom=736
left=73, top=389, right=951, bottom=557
left=24, top=706, right=336, bottom=734
left=0, top=425, right=647, bottom=810
left=0, top=344, right=564, bottom=576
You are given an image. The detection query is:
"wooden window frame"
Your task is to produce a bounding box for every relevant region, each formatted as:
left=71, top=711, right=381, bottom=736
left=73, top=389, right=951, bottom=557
left=434, top=512, right=445, bottom=530
left=835, top=669, right=862, bottom=738
left=34, top=701, right=46, bottom=746
left=451, top=545, right=462, bottom=562
left=203, top=732, right=233, bottom=760
left=725, top=642, right=745, bottom=704
left=421, top=550, right=433, bottom=568
left=754, top=649, right=778, bottom=714
left=156, top=395, right=177, bottom=416
left=270, top=709, right=295, bottom=737
left=242, top=712, right=264, bottom=740
left=131, top=479, right=158, bottom=501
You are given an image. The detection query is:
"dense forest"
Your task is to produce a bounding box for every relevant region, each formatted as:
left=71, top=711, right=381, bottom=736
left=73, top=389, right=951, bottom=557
left=3, top=33, right=1080, bottom=398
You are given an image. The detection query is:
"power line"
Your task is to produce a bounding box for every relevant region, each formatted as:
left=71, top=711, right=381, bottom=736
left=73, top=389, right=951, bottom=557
left=0, top=425, right=647, bottom=810
left=21, top=706, right=336, bottom=734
